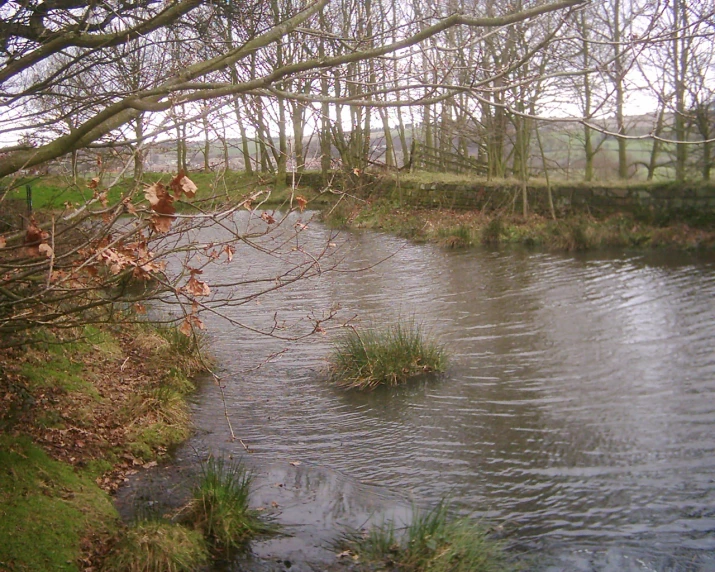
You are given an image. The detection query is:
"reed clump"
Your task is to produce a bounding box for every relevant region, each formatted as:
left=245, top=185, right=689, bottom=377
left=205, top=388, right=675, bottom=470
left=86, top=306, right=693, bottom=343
left=328, top=323, right=447, bottom=391
left=181, top=456, right=276, bottom=552
left=339, top=502, right=515, bottom=572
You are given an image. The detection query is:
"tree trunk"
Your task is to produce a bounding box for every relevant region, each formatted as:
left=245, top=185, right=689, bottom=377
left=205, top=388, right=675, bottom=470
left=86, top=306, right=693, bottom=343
left=613, top=0, right=628, bottom=180
left=133, top=114, right=144, bottom=180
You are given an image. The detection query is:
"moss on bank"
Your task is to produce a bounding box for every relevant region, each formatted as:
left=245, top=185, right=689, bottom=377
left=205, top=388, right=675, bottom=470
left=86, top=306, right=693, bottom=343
left=0, top=320, right=209, bottom=569
left=0, top=435, right=118, bottom=571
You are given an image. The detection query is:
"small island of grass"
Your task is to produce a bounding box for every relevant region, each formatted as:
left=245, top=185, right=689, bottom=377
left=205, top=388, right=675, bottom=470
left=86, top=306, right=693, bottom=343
left=328, top=323, right=447, bottom=391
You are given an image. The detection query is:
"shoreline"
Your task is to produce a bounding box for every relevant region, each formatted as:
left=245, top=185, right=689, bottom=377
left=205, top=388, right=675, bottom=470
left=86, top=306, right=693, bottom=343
left=321, top=197, right=715, bottom=251
left=0, top=320, right=209, bottom=569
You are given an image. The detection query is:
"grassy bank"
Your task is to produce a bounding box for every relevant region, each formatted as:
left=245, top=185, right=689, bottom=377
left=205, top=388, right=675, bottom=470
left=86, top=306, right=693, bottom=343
left=1, top=170, right=328, bottom=216
left=323, top=196, right=715, bottom=251
left=0, top=320, right=209, bottom=569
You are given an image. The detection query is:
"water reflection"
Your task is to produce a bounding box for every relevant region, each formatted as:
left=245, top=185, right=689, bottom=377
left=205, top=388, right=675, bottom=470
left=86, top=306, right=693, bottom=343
left=180, top=214, right=715, bottom=570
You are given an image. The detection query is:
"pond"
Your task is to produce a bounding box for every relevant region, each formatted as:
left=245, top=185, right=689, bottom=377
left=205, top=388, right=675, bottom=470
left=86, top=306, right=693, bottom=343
left=128, top=211, right=715, bottom=571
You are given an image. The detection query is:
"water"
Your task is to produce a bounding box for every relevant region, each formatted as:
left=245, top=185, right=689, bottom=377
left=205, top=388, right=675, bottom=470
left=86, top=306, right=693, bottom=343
left=136, top=211, right=715, bottom=570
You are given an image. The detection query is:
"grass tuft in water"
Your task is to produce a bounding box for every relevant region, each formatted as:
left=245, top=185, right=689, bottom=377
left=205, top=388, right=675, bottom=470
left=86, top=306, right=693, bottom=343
left=182, top=456, right=276, bottom=552
left=103, top=519, right=209, bottom=572
left=340, top=502, right=515, bottom=572
left=438, top=224, right=473, bottom=248
left=328, top=323, right=447, bottom=391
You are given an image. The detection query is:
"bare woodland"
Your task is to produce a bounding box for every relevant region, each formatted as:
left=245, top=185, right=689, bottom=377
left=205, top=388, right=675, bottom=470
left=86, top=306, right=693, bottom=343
left=0, top=0, right=714, bottom=345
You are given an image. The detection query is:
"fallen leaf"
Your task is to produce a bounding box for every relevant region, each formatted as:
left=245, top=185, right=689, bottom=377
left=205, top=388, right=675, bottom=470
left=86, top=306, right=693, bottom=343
left=38, top=243, right=53, bottom=258
left=0, top=236, right=5, bottom=248
left=336, top=550, right=354, bottom=559
left=271, top=501, right=279, bottom=508
left=289, top=460, right=302, bottom=467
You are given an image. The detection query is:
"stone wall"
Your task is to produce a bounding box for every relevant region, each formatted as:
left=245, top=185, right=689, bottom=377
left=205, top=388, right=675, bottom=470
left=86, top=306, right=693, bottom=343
left=376, top=179, right=715, bottom=217
left=291, top=171, right=715, bottom=217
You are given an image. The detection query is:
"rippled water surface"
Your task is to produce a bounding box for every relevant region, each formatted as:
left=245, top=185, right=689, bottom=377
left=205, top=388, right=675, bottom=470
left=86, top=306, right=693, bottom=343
left=178, top=212, right=715, bottom=570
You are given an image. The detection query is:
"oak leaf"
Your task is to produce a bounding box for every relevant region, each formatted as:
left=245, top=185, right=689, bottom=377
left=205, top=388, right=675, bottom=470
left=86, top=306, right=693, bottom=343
left=150, top=214, right=174, bottom=234
left=179, top=315, right=206, bottom=336
left=24, top=223, right=49, bottom=256
left=145, top=183, right=176, bottom=215
left=186, top=269, right=210, bottom=297
left=170, top=170, right=198, bottom=199
left=38, top=243, right=53, bottom=258
left=122, top=197, right=137, bottom=215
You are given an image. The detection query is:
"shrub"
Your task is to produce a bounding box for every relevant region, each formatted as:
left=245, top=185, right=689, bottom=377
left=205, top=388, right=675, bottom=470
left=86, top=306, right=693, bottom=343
left=182, top=457, right=275, bottom=551
left=481, top=216, right=504, bottom=244
left=328, top=323, right=447, bottom=391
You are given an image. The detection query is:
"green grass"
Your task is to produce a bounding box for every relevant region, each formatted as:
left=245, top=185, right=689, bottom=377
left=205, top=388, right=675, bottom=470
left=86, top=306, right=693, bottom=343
left=339, top=502, right=515, bottom=572
left=2, top=171, right=323, bottom=217
left=103, top=519, right=209, bottom=572
left=0, top=435, right=119, bottom=571
left=181, top=456, right=276, bottom=552
left=328, top=323, right=447, bottom=391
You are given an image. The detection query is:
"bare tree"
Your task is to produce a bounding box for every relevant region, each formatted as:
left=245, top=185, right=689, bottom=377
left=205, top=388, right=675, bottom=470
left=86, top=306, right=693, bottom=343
left=0, top=0, right=587, bottom=347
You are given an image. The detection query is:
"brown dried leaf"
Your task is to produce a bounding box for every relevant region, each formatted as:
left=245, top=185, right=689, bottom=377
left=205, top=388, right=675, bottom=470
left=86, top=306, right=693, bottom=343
left=25, top=224, right=44, bottom=245
left=38, top=243, right=53, bottom=258
left=134, top=303, right=146, bottom=314
left=295, top=196, right=307, bottom=212
left=0, top=236, right=5, bottom=248
left=170, top=171, right=198, bottom=199
left=150, top=214, right=174, bottom=234
left=24, top=224, right=49, bottom=256
left=186, top=276, right=210, bottom=297
left=261, top=212, right=276, bottom=224
left=145, top=183, right=175, bottom=216
left=224, top=245, right=235, bottom=262
left=122, top=197, right=137, bottom=215
left=95, top=190, right=108, bottom=207
left=179, top=319, right=193, bottom=337
left=178, top=315, right=206, bottom=336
